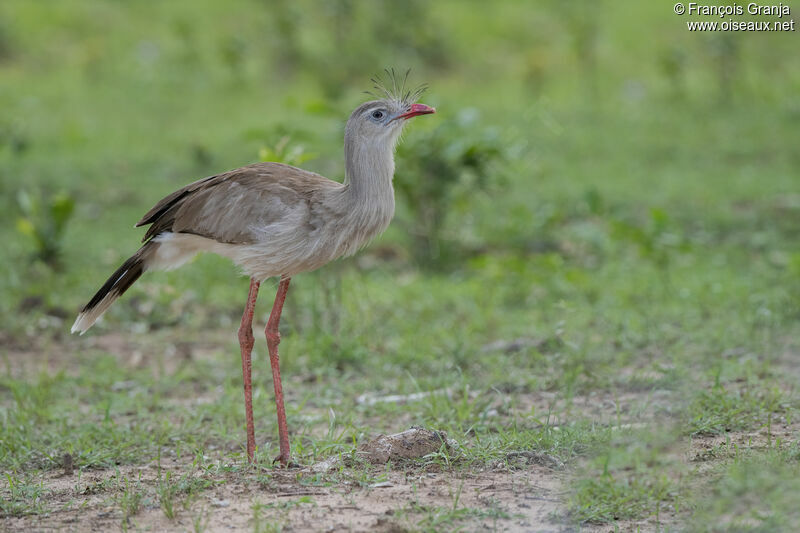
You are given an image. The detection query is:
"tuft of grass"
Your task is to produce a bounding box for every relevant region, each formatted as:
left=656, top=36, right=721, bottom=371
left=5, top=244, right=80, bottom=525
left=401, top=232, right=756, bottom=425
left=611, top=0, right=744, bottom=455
left=251, top=498, right=317, bottom=533
left=156, top=469, right=216, bottom=520
left=157, top=471, right=177, bottom=520
left=687, top=446, right=800, bottom=532
left=1, top=472, right=46, bottom=517
left=392, top=500, right=516, bottom=532
left=687, top=382, right=790, bottom=437
left=571, top=471, right=674, bottom=525
left=115, top=475, right=145, bottom=529
left=191, top=506, right=210, bottom=533
left=569, top=429, right=684, bottom=526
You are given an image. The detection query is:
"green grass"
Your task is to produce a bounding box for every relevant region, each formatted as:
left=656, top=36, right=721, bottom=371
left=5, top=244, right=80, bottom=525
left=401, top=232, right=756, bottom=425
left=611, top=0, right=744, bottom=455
left=569, top=428, right=684, bottom=525
left=687, top=382, right=792, bottom=437
left=115, top=475, right=145, bottom=528
left=2, top=473, right=45, bottom=517
left=2, top=0, right=800, bottom=530
left=393, top=501, right=516, bottom=532
left=688, top=445, right=800, bottom=532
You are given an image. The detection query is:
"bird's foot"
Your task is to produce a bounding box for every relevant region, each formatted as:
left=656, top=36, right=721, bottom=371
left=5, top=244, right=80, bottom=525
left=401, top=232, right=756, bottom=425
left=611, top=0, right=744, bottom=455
left=273, top=454, right=299, bottom=468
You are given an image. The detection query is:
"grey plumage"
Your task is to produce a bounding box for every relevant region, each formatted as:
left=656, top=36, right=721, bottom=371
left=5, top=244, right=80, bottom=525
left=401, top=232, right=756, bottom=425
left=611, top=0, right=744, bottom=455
left=72, top=95, right=434, bottom=334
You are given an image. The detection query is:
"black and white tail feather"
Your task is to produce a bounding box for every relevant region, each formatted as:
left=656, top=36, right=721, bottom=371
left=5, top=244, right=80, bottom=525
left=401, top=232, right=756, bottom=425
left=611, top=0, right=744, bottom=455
left=71, top=243, right=155, bottom=334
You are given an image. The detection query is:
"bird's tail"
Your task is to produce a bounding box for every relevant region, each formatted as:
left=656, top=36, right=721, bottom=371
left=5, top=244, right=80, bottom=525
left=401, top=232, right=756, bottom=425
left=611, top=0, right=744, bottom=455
left=71, top=242, right=157, bottom=335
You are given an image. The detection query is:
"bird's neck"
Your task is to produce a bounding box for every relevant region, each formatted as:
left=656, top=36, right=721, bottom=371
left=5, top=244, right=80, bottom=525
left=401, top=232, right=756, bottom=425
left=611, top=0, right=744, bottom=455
left=343, top=136, right=396, bottom=208
left=322, top=131, right=399, bottom=257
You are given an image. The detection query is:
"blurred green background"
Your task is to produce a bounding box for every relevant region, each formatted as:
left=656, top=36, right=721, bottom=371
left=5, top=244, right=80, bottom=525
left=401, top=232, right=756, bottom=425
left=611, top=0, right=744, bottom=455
left=2, top=0, right=797, bottom=325
left=0, top=1, right=800, bottom=317
left=1, top=1, right=799, bottom=528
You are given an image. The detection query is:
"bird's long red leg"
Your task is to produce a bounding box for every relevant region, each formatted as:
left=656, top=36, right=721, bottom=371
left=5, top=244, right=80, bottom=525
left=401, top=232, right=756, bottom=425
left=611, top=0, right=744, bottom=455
left=265, top=276, right=291, bottom=466
left=238, top=278, right=260, bottom=463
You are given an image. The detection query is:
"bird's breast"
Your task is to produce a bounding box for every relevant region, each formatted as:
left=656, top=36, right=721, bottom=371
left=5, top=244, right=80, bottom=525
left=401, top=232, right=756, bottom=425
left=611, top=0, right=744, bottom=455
left=325, top=195, right=395, bottom=260
left=225, top=188, right=395, bottom=280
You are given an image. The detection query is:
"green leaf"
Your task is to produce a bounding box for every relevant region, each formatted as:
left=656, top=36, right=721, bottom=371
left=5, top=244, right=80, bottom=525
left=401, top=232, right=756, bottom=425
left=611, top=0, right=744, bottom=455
left=49, top=193, right=75, bottom=230
left=15, top=217, right=35, bottom=238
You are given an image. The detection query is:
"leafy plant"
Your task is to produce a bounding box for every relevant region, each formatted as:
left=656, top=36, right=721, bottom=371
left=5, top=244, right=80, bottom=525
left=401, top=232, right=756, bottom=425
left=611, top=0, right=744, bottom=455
left=549, top=0, right=603, bottom=95
left=259, top=136, right=317, bottom=167
left=15, top=189, right=75, bottom=269
left=611, top=207, right=685, bottom=273
left=395, top=108, right=506, bottom=267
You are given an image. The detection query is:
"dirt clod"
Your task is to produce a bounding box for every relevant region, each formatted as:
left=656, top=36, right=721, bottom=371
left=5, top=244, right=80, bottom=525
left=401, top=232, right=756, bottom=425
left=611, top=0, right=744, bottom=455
left=357, top=426, right=449, bottom=464
left=61, top=453, right=74, bottom=476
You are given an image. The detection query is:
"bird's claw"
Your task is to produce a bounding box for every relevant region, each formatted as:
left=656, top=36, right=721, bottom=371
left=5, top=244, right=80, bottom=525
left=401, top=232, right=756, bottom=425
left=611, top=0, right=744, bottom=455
left=273, top=454, right=299, bottom=468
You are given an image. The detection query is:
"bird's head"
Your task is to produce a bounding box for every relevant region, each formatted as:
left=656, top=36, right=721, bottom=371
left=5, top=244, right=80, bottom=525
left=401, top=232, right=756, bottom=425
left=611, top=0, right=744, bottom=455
left=345, top=70, right=435, bottom=150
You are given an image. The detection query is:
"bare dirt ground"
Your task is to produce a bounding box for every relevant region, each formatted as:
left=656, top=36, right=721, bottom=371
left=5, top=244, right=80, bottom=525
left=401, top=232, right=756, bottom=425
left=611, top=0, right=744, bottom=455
left=2, top=458, right=568, bottom=532
left=4, top=331, right=795, bottom=532
left=0, top=332, right=573, bottom=532
left=5, top=406, right=782, bottom=532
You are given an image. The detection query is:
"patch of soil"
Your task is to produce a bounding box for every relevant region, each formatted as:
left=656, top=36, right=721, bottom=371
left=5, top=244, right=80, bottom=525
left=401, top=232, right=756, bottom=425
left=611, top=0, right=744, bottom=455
left=6, top=330, right=797, bottom=532
left=3, top=459, right=570, bottom=532
left=687, top=417, right=800, bottom=468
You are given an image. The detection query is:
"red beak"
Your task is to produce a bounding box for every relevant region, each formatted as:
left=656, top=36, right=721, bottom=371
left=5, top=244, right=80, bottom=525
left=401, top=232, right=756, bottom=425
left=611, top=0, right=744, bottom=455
left=393, top=103, right=436, bottom=122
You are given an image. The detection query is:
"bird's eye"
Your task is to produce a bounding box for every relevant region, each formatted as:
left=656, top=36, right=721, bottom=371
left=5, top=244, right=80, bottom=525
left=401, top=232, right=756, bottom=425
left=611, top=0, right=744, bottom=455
left=371, top=110, right=385, bottom=120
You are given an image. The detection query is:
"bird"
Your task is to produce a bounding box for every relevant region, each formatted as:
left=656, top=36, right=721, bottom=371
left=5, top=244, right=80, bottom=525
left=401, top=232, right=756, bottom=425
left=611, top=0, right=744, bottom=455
left=70, top=75, right=435, bottom=466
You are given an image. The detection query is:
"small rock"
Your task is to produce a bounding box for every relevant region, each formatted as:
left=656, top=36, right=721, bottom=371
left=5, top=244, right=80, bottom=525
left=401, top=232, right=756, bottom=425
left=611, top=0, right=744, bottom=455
left=311, top=456, right=341, bottom=473
left=356, top=389, right=451, bottom=406
left=111, top=380, right=137, bottom=392
left=506, top=451, right=565, bottom=470
left=211, top=499, right=230, bottom=508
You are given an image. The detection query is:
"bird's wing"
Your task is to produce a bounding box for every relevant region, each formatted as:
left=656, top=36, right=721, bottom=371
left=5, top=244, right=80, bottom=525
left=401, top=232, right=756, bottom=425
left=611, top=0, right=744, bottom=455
left=136, top=162, right=342, bottom=244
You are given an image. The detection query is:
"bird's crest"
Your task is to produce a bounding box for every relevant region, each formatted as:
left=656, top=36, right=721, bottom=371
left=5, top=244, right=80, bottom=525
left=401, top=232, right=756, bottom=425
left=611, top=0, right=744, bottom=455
left=367, top=68, right=428, bottom=107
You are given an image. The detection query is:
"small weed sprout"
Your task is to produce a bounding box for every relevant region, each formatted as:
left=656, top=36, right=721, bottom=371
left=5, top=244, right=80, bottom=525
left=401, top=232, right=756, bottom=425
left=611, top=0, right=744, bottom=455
left=116, top=475, right=144, bottom=529
left=2, top=472, right=45, bottom=517
left=15, top=189, right=75, bottom=269
left=157, top=471, right=176, bottom=520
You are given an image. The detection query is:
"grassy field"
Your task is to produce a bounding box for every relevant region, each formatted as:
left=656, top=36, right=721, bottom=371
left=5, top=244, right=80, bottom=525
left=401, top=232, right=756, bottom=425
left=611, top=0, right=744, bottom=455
left=2, top=1, right=799, bottom=531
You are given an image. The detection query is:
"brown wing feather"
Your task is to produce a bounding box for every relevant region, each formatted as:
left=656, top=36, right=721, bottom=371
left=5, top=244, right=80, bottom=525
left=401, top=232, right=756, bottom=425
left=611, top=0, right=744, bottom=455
left=136, top=162, right=342, bottom=245
left=136, top=175, right=219, bottom=230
